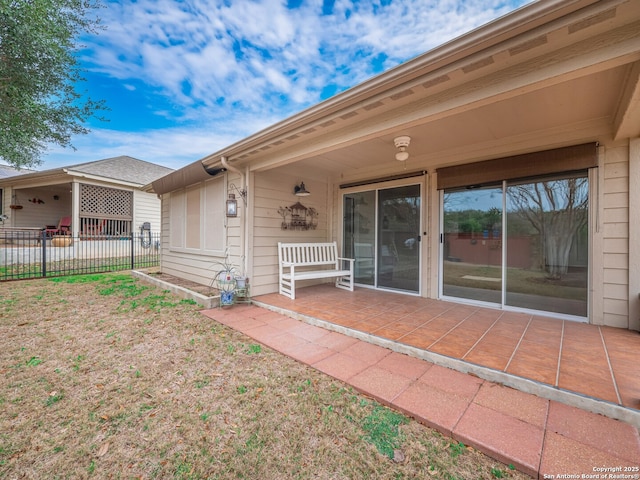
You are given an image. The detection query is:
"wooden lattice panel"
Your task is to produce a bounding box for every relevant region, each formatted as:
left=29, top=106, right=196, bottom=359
left=80, top=184, right=133, bottom=219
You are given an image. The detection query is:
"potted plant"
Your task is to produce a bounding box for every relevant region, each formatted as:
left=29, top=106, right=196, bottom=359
left=210, top=256, right=245, bottom=306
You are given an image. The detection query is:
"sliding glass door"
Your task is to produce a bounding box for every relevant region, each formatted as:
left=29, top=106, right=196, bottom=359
left=344, top=191, right=376, bottom=286
left=441, top=172, right=588, bottom=319
left=344, top=184, right=421, bottom=293
left=504, top=174, right=588, bottom=316
left=442, top=185, right=503, bottom=304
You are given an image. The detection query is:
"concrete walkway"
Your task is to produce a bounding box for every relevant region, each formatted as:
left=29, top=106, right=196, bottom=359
left=201, top=304, right=640, bottom=479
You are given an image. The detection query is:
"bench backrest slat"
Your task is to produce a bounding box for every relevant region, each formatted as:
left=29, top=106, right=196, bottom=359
left=279, top=242, right=339, bottom=266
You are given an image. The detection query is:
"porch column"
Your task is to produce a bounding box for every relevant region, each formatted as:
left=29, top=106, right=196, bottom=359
left=428, top=171, right=439, bottom=300
left=71, top=181, right=80, bottom=238
left=629, top=137, right=640, bottom=331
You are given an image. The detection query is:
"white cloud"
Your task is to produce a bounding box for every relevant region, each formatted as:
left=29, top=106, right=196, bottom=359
left=40, top=0, right=532, bottom=170
left=41, top=108, right=283, bottom=171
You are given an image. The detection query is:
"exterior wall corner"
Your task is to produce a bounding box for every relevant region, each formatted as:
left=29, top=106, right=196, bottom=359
left=628, top=137, right=640, bottom=331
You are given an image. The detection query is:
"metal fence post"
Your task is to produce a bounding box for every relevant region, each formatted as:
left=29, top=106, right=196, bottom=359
left=130, top=232, right=135, bottom=270
left=0, top=229, right=159, bottom=283
left=41, top=229, right=47, bottom=277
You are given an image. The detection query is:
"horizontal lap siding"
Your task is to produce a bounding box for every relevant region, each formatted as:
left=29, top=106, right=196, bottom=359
left=250, top=171, right=329, bottom=296
left=159, top=174, right=242, bottom=288
left=602, top=146, right=629, bottom=328
left=11, top=186, right=72, bottom=228
left=133, top=190, right=162, bottom=232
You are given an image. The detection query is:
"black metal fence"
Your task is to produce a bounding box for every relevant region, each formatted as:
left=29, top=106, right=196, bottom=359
left=0, top=229, right=160, bottom=281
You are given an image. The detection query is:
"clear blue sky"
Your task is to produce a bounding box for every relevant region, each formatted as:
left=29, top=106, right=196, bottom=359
left=39, top=0, right=533, bottom=171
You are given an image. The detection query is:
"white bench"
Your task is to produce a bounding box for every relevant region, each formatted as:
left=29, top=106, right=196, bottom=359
left=278, top=242, right=354, bottom=300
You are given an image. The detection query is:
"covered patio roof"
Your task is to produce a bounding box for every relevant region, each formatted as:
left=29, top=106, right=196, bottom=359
left=146, top=0, right=640, bottom=193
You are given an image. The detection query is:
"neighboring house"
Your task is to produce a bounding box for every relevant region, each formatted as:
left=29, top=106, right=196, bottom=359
left=149, top=0, right=640, bottom=331
left=0, top=156, right=173, bottom=237
left=0, top=164, right=35, bottom=217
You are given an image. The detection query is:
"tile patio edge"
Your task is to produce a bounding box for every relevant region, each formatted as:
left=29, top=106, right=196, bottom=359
left=252, top=299, right=640, bottom=429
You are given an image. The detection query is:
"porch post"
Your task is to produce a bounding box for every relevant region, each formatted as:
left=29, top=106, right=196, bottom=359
left=629, top=138, right=640, bottom=331
left=71, top=181, right=80, bottom=238
left=428, top=171, right=439, bottom=300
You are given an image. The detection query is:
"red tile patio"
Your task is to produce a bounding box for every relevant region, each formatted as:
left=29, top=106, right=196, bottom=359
left=253, top=285, right=640, bottom=413
left=200, top=284, right=640, bottom=478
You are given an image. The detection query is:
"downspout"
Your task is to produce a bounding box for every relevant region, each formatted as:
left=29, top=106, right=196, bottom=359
left=220, top=156, right=248, bottom=277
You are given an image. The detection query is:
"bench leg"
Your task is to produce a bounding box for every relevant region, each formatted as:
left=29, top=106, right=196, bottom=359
left=289, top=276, right=296, bottom=300
left=335, top=275, right=354, bottom=292
left=279, top=276, right=295, bottom=300
left=336, top=266, right=354, bottom=292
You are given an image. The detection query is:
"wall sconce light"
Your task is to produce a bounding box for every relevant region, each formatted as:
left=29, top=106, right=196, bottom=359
left=394, top=135, right=411, bottom=161
left=229, top=183, right=248, bottom=206
left=294, top=182, right=310, bottom=196
left=226, top=193, right=237, bottom=217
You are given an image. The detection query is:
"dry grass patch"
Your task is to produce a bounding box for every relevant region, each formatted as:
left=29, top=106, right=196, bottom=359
left=0, top=273, right=531, bottom=479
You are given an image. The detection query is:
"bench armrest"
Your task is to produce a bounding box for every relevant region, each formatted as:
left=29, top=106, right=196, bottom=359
left=337, top=257, right=355, bottom=269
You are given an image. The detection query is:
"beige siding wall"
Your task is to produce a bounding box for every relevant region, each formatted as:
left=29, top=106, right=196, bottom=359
left=133, top=190, right=162, bottom=233
left=249, top=170, right=329, bottom=296
left=629, top=138, right=640, bottom=331
left=160, top=172, right=243, bottom=287
left=601, top=142, right=630, bottom=328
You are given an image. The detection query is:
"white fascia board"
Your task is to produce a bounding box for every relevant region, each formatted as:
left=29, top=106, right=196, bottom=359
left=63, top=169, right=143, bottom=188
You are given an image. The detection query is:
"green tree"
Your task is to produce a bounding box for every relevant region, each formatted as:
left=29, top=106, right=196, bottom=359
left=0, top=0, right=106, bottom=168
left=508, top=177, right=588, bottom=279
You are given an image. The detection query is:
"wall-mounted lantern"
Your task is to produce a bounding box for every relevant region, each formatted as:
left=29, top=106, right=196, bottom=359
left=294, top=182, right=310, bottom=196
left=226, top=193, right=237, bottom=217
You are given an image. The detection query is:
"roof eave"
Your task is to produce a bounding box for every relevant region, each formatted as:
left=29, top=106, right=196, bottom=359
left=200, top=0, right=601, bottom=167
left=62, top=169, right=145, bottom=188
left=0, top=168, right=68, bottom=187
left=149, top=159, right=226, bottom=195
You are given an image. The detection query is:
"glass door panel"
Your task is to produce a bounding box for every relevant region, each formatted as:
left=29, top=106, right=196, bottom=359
left=442, top=186, right=503, bottom=304
left=343, top=191, right=376, bottom=285
left=505, top=174, right=588, bottom=316
left=378, top=185, right=420, bottom=292
left=344, top=184, right=421, bottom=292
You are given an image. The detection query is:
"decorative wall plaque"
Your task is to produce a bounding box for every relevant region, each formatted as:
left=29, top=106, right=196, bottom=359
left=277, top=202, right=318, bottom=230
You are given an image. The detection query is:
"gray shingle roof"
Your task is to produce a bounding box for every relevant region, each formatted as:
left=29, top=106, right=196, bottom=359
left=65, top=156, right=174, bottom=185
left=0, top=164, right=34, bottom=178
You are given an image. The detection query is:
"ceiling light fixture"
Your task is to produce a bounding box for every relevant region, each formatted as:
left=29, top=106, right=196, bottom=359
left=394, top=135, right=411, bottom=161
